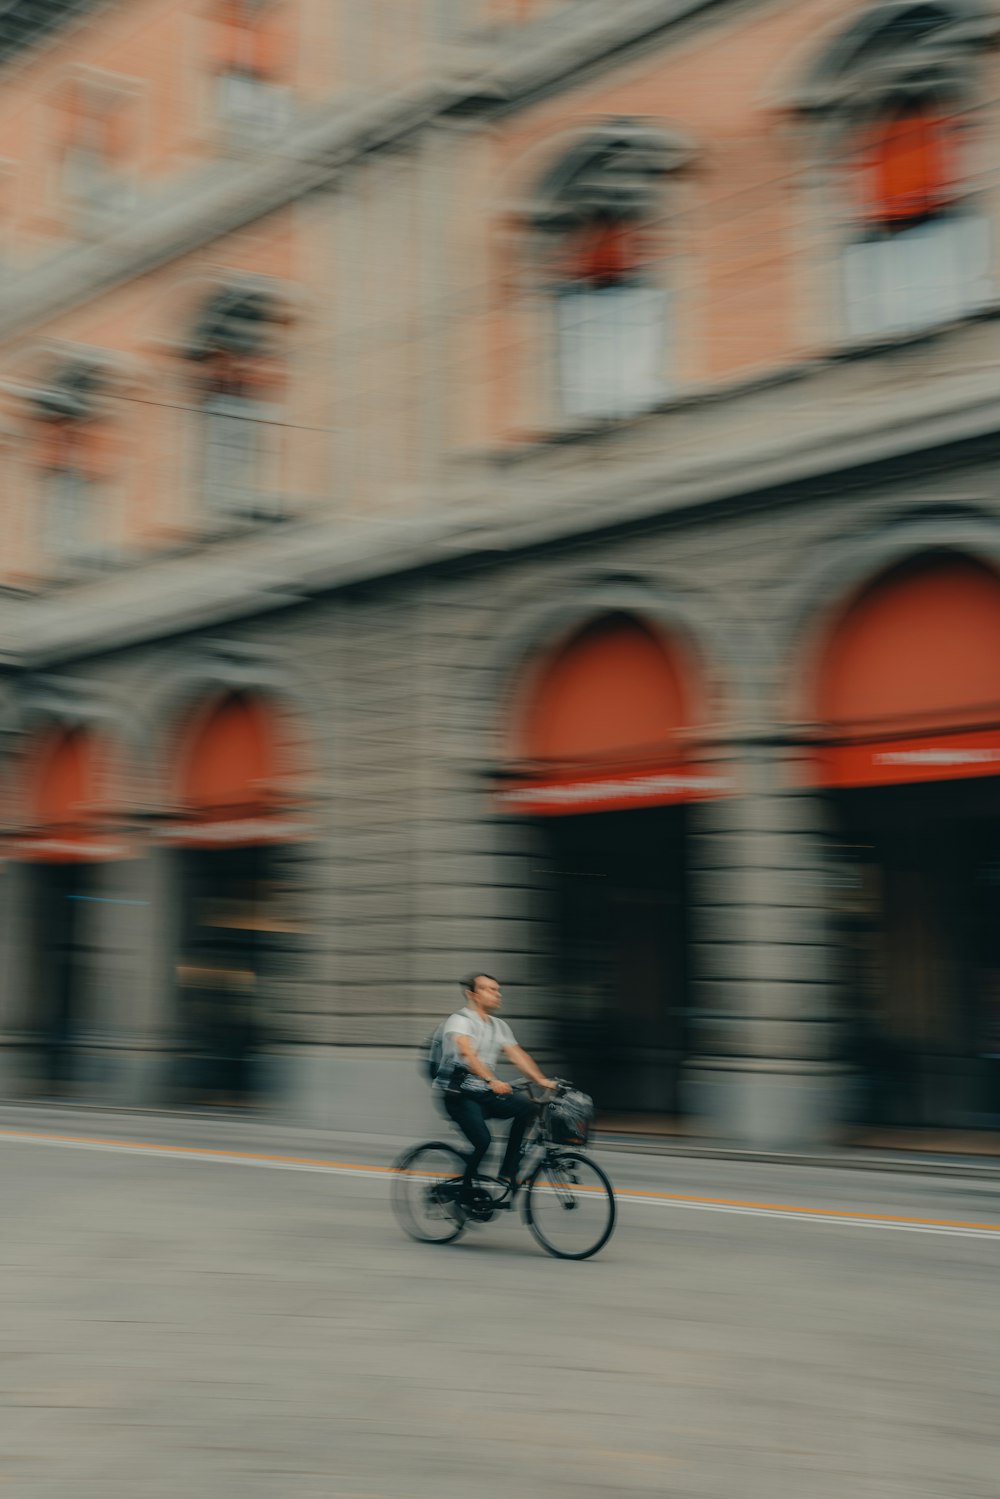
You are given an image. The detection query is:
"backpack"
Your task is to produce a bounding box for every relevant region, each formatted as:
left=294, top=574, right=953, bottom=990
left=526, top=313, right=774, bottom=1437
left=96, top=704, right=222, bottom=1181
left=422, top=1021, right=448, bottom=1084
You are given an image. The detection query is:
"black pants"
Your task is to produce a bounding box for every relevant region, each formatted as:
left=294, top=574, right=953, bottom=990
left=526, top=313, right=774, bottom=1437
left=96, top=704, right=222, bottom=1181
left=444, top=1090, right=537, bottom=1191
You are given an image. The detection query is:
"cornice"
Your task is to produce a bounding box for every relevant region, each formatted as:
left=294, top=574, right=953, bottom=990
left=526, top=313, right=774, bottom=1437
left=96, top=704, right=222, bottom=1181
left=5, top=335, right=1000, bottom=671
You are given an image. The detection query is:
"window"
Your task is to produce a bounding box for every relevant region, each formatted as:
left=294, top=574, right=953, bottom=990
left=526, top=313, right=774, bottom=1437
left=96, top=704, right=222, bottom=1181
left=45, top=461, right=91, bottom=564
left=200, top=393, right=264, bottom=517
left=28, top=361, right=115, bottom=570
left=531, top=127, right=686, bottom=424
left=843, top=103, right=990, bottom=337
left=37, top=417, right=104, bottom=570
left=185, top=286, right=285, bottom=522
left=56, top=81, right=133, bottom=228
left=555, top=219, right=668, bottom=422
left=801, top=3, right=996, bottom=340
left=212, top=0, right=291, bottom=135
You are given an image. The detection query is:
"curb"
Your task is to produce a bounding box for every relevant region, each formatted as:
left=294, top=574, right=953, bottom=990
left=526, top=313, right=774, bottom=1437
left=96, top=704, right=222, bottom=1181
left=2, top=1096, right=1000, bottom=1182
left=593, top=1133, right=1000, bottom=1181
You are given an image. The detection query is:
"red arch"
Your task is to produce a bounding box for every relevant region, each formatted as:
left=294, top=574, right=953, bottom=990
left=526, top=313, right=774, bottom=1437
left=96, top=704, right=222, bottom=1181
left=520, top=614, right=691, bottom=765
left=16, top=727, right=123, bottom=862
left=170, top=693, right=303, bottom=846
left=33, top=729, right=92, bottom=826
left=502, top=614, right=723, bottom=815
left=812, top=555, right=1000, bottom=788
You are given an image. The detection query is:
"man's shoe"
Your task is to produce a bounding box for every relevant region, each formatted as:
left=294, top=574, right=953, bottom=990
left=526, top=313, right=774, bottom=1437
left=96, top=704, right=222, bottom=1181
left=495, top=1177, right=516, bottom=1209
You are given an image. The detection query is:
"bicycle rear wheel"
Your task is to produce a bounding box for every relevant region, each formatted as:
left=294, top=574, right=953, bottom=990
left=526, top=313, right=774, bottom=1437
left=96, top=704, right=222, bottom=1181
left=392, top=1142, right=468, bottom=1245
left=524, top=1150, right=616, bottom=1260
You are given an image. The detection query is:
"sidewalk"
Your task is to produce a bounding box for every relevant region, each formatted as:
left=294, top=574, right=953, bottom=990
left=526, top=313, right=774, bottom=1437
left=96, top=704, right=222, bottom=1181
left=3, top=1095, right=1000, bottom=1181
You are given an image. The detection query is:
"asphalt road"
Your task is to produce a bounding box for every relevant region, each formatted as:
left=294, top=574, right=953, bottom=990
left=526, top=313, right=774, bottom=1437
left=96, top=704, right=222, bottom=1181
left=1, top=1105, right=998, bottom=1499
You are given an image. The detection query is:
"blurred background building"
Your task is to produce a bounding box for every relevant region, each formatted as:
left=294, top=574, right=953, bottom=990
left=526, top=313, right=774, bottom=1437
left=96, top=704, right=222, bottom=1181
left=1, top=0, right=1000, bottom=1150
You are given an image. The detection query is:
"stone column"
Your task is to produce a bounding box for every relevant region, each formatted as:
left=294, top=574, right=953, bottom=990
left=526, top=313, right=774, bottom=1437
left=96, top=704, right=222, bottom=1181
left=685, top=745, right=844, bottom=1151
left=0, top=860, right=37, bottom=1098
left=77, top=843, right=177, bottom=1108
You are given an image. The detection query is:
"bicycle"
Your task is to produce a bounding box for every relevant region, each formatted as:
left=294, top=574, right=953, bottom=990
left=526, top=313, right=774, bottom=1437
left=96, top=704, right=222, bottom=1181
left=391, top=1079, right=616, bottom=1260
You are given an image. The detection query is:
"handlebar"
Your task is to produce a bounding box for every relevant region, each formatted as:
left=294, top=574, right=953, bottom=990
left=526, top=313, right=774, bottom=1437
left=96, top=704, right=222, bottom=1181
left=511, top=1077, right=570, bottom=1100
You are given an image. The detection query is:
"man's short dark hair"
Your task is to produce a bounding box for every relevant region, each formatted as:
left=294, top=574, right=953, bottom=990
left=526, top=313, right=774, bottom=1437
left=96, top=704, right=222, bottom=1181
left=460, top=972, right=498, bottom=998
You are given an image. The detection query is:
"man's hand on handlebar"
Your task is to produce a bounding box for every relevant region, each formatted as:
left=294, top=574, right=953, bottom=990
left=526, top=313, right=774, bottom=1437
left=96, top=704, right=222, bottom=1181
left=489, top=1079, right=513, bottom=1096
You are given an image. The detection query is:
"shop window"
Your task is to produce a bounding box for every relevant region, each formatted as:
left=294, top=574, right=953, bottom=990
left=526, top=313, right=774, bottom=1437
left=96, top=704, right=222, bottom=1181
left=212, top=0, right=291, bottom=136
left=843, top=103, right=990, bottom=338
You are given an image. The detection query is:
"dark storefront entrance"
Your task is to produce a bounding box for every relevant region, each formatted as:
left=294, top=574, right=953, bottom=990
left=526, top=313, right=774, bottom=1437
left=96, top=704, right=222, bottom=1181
left=25, top=859, right=94, bottom=1091
left=835, top=779, right=1000, bottom=1131
left=813, top=553, right=1000, bottom=1139
left=168, top=692, right=305, bottom=1107
left=542, top=804, right=690, bottom=1117
left=175, top=843, right=277, bottom=1105
left=15, top=726, right=123, bottom=1095
left=501, top=611, right=723, bottom=1124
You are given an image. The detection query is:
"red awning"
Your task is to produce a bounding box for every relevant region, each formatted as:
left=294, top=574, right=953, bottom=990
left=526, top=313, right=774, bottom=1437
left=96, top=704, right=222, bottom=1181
left=170, top=694, right=306, bottom=847
left=13, top=728, right=127, bottom=863
left=500, top=614, right=726, bottom=815
left=811, top=557, right=1000, bottom=790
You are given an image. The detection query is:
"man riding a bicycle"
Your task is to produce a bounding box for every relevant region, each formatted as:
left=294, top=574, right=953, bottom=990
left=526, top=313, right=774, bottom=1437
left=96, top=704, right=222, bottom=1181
left=436, top=973, right=557, bottom=1203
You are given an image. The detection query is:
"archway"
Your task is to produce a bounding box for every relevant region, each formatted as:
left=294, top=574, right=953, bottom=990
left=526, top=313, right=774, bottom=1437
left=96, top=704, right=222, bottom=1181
left=500, top=612, right=724, bottom=1121
left=166, top=692, right=306, bottom=1106
left=809, top=553, right=1000, bottom=1132
left=13, top=726, right=124, bottom=1091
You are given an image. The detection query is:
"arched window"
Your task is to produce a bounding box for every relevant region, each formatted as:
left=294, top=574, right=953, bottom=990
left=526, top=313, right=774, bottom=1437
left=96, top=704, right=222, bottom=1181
left=184, top=287, right=286, bottom=523
left=802, top=4, right=995, bottom=338
left=29, top=360, right=115, bottom=569
left=530, top=125, right=689, bottom=423
left=842, top=98, right=989, bottom=336
left=211, top=0, right=292, bottom=135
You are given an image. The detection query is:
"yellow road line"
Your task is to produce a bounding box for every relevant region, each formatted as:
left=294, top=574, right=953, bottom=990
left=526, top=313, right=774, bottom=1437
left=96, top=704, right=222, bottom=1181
left=1, top=1126, right=999, bottom=1235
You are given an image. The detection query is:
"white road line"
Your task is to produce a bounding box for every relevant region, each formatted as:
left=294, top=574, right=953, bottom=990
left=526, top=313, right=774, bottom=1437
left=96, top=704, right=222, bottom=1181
left=2, top=1131, right=999, bottom=1240
left=626, top=1196, right=1000, bottom=1239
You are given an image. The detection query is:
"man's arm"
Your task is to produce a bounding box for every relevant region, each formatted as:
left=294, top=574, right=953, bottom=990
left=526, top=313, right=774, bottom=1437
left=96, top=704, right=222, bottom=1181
left=503, top=1044, right=556, bottom=1090
left=454, top=1034, right=512, bottom=1095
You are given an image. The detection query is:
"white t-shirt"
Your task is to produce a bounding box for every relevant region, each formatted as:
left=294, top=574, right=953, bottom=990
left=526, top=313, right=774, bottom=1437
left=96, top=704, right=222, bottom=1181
left=436, top=1006, right=517, bottom=1092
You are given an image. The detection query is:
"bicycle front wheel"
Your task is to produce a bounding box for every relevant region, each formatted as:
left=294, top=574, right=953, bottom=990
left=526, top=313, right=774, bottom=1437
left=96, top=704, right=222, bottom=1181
left=525, top=1150, right=616, bottom=1260
left=392, top=1142, right=468, bottom=1245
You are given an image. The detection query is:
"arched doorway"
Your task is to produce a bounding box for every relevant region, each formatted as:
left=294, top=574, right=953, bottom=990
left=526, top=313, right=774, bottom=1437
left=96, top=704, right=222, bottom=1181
left=811, top=554, right=1000, bottom=1131
left=166, top=692, right=305, bottom=1106
left=500, top=612, right=725, bottom=1121
left=14, top=727, right=124, bottom=1092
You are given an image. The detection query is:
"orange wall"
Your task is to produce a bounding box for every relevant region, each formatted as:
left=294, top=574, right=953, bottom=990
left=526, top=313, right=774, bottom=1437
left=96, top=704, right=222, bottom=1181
left=1, top=0, right=996, bottom=582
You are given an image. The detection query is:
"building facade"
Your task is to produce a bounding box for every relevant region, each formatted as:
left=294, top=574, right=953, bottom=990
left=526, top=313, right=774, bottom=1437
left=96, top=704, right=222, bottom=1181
left=2, top=0, right=1000, bottom=1148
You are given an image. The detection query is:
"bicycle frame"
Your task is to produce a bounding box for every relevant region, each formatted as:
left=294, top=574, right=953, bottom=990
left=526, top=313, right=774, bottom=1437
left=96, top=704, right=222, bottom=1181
left=468, top=1091, right=583, bottom=1206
